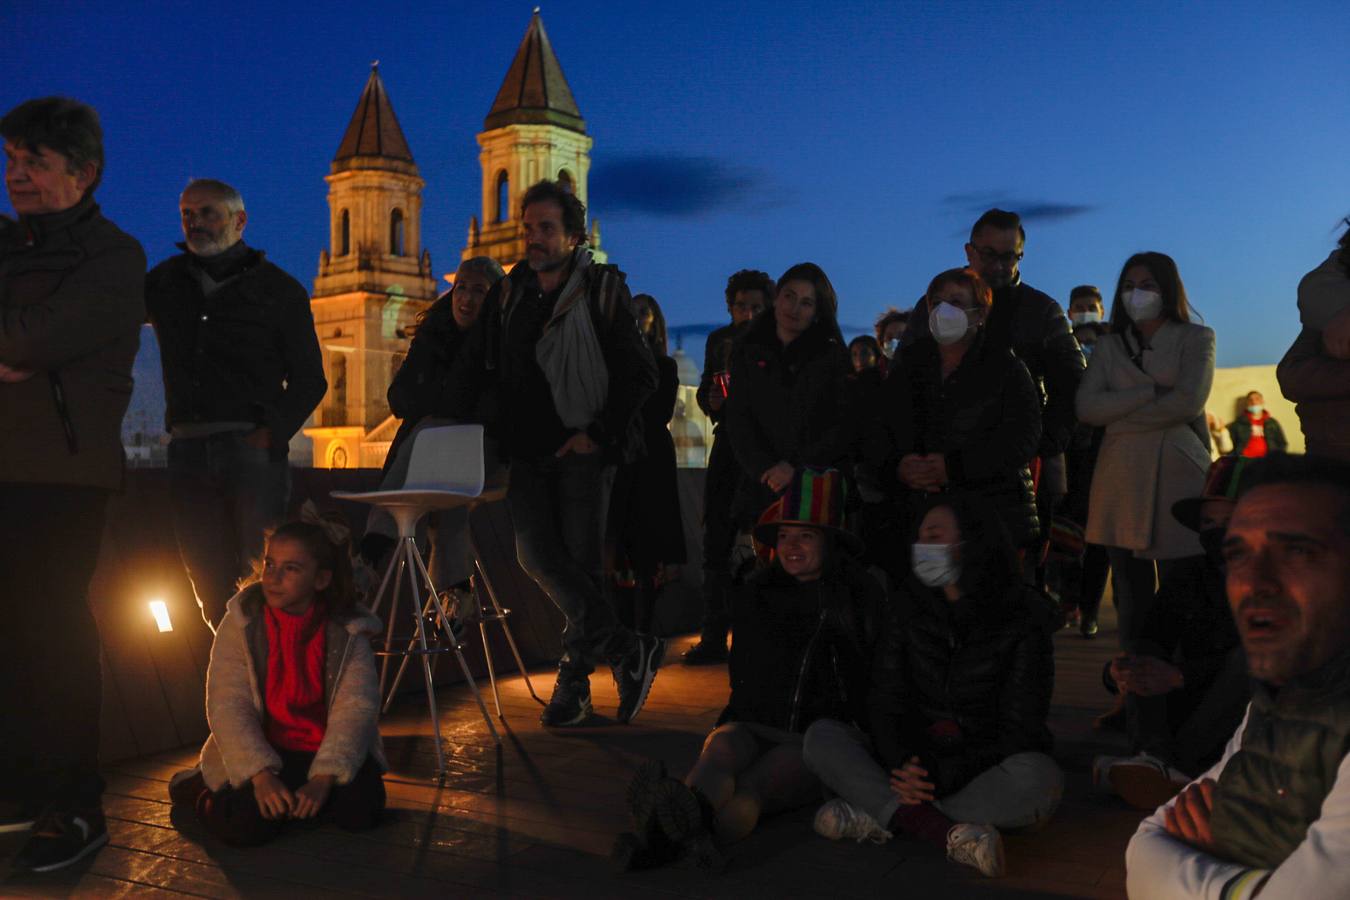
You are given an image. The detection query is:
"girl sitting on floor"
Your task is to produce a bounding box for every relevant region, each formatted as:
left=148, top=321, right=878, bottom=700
left=169, top=504, right=387, bottom=846
left=615, top=468, right=884, bottom=870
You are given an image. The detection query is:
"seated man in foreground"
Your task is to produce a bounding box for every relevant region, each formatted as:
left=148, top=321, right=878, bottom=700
left=1126, top=454, right=1350, bottom=899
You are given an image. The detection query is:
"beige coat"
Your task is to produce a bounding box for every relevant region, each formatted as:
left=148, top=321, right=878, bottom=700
left=198, top=586, right=387, bottom=791
left=1077, top=320, right=1214, bottom=559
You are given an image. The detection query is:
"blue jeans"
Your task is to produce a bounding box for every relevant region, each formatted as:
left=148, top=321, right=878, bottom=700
left=507, top=452, right=632, bottom=679
left=168, top=432, right=290, bottom=628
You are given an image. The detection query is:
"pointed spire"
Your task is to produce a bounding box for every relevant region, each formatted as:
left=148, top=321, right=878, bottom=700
left=484, top=11, right=586, bottom=133
left=333, top=64, right=417, bottom=174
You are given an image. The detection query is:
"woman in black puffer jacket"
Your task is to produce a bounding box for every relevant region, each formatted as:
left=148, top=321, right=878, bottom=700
left=616, top=469, right=884, bottom=871
left=801, top=493, right=1061, bottom=879
left=864, top=268, right=1041, bottom=575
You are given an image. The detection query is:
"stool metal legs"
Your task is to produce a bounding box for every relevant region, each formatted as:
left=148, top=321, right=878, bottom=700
left=469, top=549, right=545, bottom=711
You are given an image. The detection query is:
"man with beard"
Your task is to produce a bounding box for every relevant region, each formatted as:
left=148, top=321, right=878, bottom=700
left=683, top=268, right=771, bottom=664
left=145, top=179, right=326, bottom=629
left=1126, top=454, right=1350, bottom=899
left=483, top=179, right=661, bottom=725
left=902, top=209, right=1085, bottom=566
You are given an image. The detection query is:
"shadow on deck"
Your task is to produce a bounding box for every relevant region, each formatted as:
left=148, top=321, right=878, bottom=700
left=2, top=606, right=1144, bottom=899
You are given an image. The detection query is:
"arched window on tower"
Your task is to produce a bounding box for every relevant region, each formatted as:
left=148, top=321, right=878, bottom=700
left=558, top=169, right=575, bottom=194
left=339, top=209, right=350, bottom=256
left=495, top=170, right=509, bottom=223
left=390, top=208, right=405, bottom=256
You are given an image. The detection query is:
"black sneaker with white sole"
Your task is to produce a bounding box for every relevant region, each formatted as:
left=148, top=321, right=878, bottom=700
left=0, top=799, right=36, bottom=835
left=540, top=673, right=593, bottom=727
left=614, top=634, right=665, bottom=724
left=16, top=809, right=109, bottom=873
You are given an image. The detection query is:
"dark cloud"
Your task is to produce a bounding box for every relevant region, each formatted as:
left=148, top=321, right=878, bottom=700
left=943, top=192, right=1098, bottom=222
left=591, top=155, right=777, bottom=217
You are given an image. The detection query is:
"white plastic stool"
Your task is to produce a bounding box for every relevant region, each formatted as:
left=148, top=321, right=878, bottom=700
left=332, top=424, right=502, bottom=776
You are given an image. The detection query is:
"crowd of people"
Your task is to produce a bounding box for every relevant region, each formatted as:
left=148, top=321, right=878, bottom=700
left=4, top=92, right=1350, bottom=899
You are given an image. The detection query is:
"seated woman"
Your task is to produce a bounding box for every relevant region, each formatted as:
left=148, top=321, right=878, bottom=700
left=359, top=256, right=505, bottom=599
left=168, top=506, right=387, bottom=846
left=616, top=469, right=883, bottom=870
left=801, top=494, right=1062, bottom=879
left=863, top=267, right=1042, bottom=582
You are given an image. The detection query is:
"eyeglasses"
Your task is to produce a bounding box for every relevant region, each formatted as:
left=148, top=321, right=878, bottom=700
left=971, top=245, right=1024, bottom=265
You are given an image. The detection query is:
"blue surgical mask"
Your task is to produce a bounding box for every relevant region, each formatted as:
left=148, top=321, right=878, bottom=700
left=912, top=542, right=961, bottom=588
left=883, top=337, right=900, bottom=358
left=1247, top=404, right=1264, bottom=416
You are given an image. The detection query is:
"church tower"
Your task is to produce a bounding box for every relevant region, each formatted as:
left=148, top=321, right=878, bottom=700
left=462, top=10, right=604, bottom=267
left=305, top=65, right=435, bottom=469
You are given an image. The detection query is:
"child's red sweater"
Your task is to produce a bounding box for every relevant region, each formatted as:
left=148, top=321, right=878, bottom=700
left=263, top=602, right=328, bottom=753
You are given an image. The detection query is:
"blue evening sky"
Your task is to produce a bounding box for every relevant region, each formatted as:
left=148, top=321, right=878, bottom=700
left=5, top=0, right=1348, bottom=369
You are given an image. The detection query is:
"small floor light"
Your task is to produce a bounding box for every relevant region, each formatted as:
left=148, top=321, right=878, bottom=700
left=149, top=599, right=173, bottom=633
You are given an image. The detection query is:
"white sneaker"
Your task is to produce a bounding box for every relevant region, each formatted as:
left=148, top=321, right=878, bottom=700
left=946, top=823, right=1005, bottom=877
left=812, top=798, right=892, bottom=844
left=1095, top=753, right=1190, bottom=810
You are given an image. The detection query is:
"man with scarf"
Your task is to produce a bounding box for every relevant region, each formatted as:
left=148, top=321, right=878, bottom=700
left=483, top=179, right=660, bottom=727
left=1126, top=455, right=1350, bottom=899
left=145, top=178, right=325, bottom=630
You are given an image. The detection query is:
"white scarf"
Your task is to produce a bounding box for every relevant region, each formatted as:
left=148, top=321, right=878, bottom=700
left=534, top=250, right=609, bottom=429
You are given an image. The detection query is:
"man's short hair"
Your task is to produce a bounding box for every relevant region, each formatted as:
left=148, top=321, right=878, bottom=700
left=724, top=269, right=775, bottom=309
left=970, top=208, right=1025, bottom=245
left=1070, top=285, right=1103, bottom=303
left=520, top=179, right=587, bottom=241
left=0, top=96, right=104, bottom=193
left=182, top=178, right=245, bottom=213
left=1237, top=454, right=1350, bottom=536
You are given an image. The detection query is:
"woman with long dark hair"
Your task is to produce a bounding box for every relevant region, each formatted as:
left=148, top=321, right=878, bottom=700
left=724, top=263, right=853, bottom=527
left=1076, top=252, right=1214, bottom=651
left=608, top=294, right=687, bottom=634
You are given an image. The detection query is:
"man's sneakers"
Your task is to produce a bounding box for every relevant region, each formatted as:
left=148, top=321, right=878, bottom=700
left=946, top=823, right=1005, bottom=878
left=1092, top=752, right=1190, bottom=809
left=0, top=799, right=37, bottom=834
left=15, top=809, right=109, bottom=873
left=614, top=634, right=666, bottom=724
left=680, top=636, right=728, bottom=665
left=540, top=673, right=593, bottom=726
left=812, top=798, right=892, bottom=844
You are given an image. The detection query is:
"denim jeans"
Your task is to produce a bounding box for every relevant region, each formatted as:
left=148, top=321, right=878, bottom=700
left=507, top=452, right=633, bottom=678
left=168, top=432, right=290, bottom=628
left=802, top=718, right=1064, bottom=831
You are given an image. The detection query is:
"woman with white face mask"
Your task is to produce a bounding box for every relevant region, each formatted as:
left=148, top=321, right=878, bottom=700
left=800, top=494, right=1061, bottom=879
left=862, top=268, right=1043, bottom=581
left=1075, top=252, right=1215, bottom=657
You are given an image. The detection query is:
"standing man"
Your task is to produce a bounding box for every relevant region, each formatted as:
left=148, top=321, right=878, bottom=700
left=903, top=209, right=1085, bottom=562
left=1126, top=454, right=1350, bottom=898
left=145, top=179, right=326, bottom=629
left=683, top=268, right=771, bottom=664
left=487, top=180, right=662, bottom=725
left=0, top=97, right=145, bottom=872
left=1227, top=391, right=1287, bottom=458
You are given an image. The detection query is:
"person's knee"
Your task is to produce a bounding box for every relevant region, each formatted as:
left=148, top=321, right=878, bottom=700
left=801, top=718, right=849, bottom=771
left=1003, top=752, right=1065, bottom=827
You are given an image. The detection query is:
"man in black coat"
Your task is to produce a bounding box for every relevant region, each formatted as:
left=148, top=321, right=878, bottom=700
left=683, top=268, right=771, bottom=664
left=902, top=209, right=1085, bottom=577
left=145, top=179, right=326, bottom=629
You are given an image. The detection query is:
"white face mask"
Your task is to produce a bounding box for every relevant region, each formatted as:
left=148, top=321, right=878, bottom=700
left=1070, top=310, right=1102, bottom=326
left=912, top=542, right=961, bottom=588
left=928, top=302, right=973, bottom=345
left=882, top=337, right=900, bottom=358
left=1121, top=288, right=1163, bottom=323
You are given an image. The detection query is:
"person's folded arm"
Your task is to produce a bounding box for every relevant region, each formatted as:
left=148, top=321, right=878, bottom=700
left=1075, top=342, right=1154, bottom=426
left=1277, top=327, right=1350, bottom=402
left=1114, top=327, right=1215, bottom=431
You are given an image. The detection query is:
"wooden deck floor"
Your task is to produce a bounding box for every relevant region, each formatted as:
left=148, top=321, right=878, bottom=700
left=1, top=607, right=1144, bottom=899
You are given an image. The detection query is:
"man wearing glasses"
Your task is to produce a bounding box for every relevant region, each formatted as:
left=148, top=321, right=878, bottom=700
left=903, top=209, right=1085, bottom=566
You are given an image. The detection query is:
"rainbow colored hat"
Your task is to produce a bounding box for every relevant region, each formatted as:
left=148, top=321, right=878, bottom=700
left=1171, top=456, right=1252, bottom=532
left=752, top=467, right=863, bottom=555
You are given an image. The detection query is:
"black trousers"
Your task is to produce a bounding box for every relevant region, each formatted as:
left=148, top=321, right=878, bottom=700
left=1129, top=646, right=1250, bottom=776
left=699, top=430, right=740, bottom=637
left=197, top=751, right=385, bottom=847
left=0, top=482, right=110, bottom=812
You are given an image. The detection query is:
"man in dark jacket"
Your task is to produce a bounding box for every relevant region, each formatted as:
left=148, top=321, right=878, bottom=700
left=0, top=96, right=146, bottom=872
left=1127, top=454, right=1350, bottom=898
left=145, top=179, right=326, bottom=629
left=1226, top=390, right=1287, bottom=458
left=902, top=209, right=1085, bottom=578
left=484, top=180, right=661, bottom=727
left=683, top=268, right=771, bottom=664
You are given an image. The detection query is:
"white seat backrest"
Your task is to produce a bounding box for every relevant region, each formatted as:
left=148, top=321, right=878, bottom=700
left=402, top=424, right=486, bottom=496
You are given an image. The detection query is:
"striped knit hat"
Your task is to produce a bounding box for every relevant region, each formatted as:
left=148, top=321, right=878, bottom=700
left=1171, top=456, right=1253, bottom=533
left=752, top=467, right=863, bottom=555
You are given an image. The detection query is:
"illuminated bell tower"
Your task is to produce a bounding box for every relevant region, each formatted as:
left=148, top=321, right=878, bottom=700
left=462, top=9, right=604, bottom=268
left=305, top=64, right=435, bottom=468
